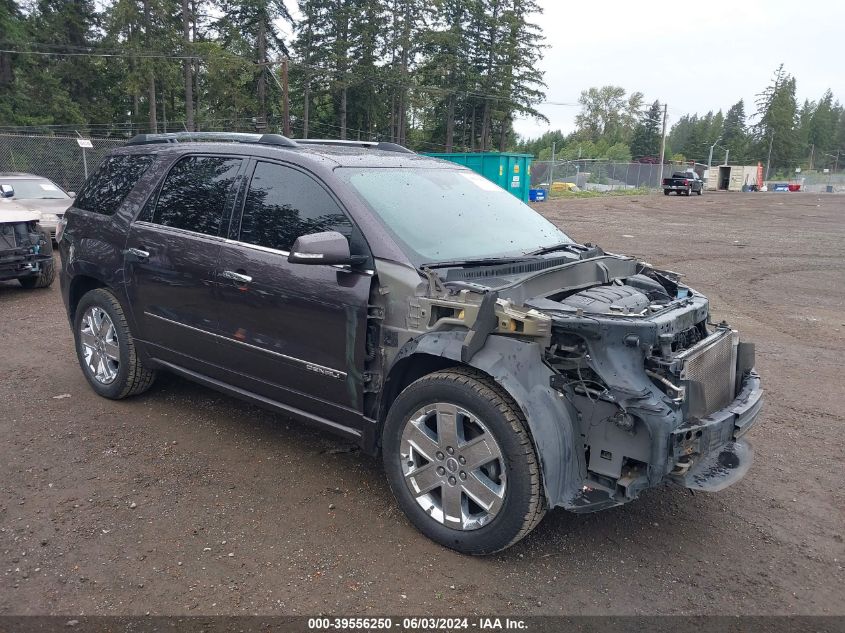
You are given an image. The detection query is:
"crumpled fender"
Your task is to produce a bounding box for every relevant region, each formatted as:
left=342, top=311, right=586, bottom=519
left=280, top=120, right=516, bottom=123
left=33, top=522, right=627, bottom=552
left=393, top=330, right=583, bottom=507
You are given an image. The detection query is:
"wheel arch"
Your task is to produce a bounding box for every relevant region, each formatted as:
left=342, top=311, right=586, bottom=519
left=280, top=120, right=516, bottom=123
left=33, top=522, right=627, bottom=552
left=68, top=274, right=109, bottom=324
left=379, top=330, right=585, bottom=508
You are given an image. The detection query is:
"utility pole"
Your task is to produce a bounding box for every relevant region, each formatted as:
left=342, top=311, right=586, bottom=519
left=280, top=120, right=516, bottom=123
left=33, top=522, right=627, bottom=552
left=550, top=141, right=556, bottom=186
left=656, top=102, right=668, bottom=189
left=707, top=137, right=722, bottom=189
left=724, top=149, right=729, bottom=166
left=280, top=57, right=290, bottom=137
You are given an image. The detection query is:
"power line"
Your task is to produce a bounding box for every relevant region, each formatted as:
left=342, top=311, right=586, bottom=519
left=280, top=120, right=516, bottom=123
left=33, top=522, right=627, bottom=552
left=0, top=48, right=199, bottom=60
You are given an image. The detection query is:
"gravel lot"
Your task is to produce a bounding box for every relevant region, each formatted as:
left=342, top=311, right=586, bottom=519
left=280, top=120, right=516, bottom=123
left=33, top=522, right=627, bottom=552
left=1, top=192, right=843, bottom=616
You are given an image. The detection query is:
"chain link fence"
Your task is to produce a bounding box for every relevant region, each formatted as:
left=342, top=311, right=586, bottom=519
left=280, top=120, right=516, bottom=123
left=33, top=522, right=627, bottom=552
left=9, top=134, right=838, bottom=196
left=531, top=160, right=705, bottom=192
left=794, top=171, right=845, bottom=193
left=0, top=134, right=125, bottom=193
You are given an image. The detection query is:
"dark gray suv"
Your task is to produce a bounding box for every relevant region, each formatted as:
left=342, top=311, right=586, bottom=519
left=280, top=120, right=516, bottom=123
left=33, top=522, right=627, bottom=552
left=59, top=133, right=763, bottom=554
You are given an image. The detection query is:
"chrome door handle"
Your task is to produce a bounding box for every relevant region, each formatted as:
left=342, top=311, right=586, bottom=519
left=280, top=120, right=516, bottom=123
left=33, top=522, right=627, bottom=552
left=221, top=270, right=252, bottom=283
left=125, top=247, right=150, bottom=259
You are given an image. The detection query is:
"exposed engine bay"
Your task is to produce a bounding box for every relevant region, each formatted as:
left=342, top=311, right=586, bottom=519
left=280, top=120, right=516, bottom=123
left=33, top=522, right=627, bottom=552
left=0, top=218, right=52, bottom=281
left=376, top=242, right=763, bottom=512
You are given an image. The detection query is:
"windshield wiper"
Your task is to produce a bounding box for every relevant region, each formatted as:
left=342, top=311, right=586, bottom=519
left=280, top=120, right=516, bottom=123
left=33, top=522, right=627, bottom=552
left=525, top=242, right=579, bottom=256
left=422, top=256, right=533, bottom=269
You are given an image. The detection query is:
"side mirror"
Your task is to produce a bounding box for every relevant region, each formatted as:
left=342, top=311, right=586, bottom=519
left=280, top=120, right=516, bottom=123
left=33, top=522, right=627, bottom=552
left=0, top=184, right=14, bottom=198
left=288, top=231, right=366, bottom=266
left=68, top=191, right=76, bottom=198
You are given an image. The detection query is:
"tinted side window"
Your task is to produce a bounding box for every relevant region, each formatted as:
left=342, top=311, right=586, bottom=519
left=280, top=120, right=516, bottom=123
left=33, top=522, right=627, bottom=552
left=75, top=154, right=155, bottom=215
left=239, top=162, right=353, bottom=252
left=152, top=156, right=242, bottom=236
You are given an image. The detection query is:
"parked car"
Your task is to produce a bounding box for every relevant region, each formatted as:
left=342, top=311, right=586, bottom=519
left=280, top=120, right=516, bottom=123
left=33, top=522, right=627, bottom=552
left=0, top=194, right=55, bottom=288
left=0, top=172, right=75, bottom=239
left=663, top=171, right=703, bottom=196
left=58, top=133, right=764, bottom=554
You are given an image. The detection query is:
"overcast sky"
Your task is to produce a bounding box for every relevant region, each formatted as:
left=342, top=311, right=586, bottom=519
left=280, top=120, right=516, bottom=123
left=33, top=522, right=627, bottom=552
left=513, top=0, right=845, bottom=140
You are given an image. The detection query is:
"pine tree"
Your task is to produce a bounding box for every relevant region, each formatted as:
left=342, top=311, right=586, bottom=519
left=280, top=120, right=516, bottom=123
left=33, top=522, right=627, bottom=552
left=347, top=0, right=388, bottom=140
left=215, top=0, right=293, bottom=129
left=417, top=0, right=474, bottom=151
left=384, top=0, right=429, bottom=145
left=754, top=64, right=800, bottom=172
left=493, top=0, right=546, bottom=150
left=180, top=0, right=196, bottom=131
left=104, top=0, right=181, bottom=133
left=0, top=0, right=21, bottom=91
left=808, top=90, right=838, bottom=158
left=721, top=100, right=748, bottom=164
left=630, top=100, right=661, bottom=160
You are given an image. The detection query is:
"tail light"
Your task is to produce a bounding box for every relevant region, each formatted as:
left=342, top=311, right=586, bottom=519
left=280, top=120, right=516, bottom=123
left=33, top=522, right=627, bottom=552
left=683, top=179, right=689, bottom=186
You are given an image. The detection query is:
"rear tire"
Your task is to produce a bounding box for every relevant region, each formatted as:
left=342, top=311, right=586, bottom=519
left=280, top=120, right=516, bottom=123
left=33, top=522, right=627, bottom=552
left=73, top=288, right=156, bottom=399
left=663, top=189, right=670, bottom=196
left=18, top=231, right=54, bottom=289
left=383, top=367, right=546, bottom=555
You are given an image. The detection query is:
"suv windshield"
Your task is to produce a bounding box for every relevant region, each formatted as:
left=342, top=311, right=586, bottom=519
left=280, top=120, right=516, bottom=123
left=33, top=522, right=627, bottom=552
left=1, top=178, right=69, bottom=199
left=338, top=167, right=571, bottom=265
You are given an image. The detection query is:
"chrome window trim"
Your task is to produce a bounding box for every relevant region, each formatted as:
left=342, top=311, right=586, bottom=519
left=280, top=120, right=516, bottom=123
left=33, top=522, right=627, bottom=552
left=144, top=311, right=348, bottom=379
left=132, top=220, right=228, bottom=243
left=221, top=238, right=374, bottom=275
left=129, top=223, right=373, bottom=274
left=223, top=238, right=290, bottom=256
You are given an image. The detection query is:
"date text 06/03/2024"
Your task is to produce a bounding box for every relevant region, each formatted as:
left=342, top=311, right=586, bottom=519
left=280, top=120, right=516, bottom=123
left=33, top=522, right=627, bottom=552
left=306, top=617, right=528, bottom=630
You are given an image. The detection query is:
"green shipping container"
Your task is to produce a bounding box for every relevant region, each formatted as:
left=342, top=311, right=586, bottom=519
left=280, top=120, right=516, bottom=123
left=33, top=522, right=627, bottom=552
left=422, top=152, right=533, bottom=203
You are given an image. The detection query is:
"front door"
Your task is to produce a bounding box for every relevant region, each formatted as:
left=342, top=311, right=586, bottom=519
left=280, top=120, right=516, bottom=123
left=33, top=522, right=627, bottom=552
left=124, top=154, right=244, bottom=369
left=212, top=160, right=372, bottom=430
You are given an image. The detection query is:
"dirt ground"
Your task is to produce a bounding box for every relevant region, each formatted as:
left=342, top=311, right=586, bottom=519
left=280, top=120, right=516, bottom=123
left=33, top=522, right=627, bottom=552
left=1, top=192, right=843, bottom=616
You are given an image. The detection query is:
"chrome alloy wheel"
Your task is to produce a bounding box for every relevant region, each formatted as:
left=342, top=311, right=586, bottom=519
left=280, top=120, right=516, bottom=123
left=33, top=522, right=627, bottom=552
left=79, top=306, right=120, bottom=384
left=400, top=402, right=506, bottom=531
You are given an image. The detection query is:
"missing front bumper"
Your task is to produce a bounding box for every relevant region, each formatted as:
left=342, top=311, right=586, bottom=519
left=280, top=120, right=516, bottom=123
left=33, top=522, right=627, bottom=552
left=0, top=251, right=53, bottom=281
left=669, top=371, right=763, bottom=491
left=674, top=438, right=754, bottom=492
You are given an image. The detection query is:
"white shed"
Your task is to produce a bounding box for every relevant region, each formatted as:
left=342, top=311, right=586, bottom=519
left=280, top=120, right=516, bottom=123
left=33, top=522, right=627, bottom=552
left=704, top=163, right=763, bottom=191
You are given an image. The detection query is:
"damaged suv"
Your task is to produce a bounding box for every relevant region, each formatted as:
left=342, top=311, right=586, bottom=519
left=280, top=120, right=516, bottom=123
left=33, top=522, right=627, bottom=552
left=1, top=191, right=55, bottom=289
left=59, top=133, right=763, bottom=554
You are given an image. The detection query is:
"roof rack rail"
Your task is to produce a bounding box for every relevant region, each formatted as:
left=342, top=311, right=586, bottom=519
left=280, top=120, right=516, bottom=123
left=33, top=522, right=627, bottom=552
left=126, top=132, right=299, bottom=148
left=296, top=139, right=415, bottom=154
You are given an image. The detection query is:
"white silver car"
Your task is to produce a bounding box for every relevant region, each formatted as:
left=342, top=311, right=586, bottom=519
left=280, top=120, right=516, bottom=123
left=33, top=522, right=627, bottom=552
left=0, top=172, right=74, bottom=240
left=0, top=195, right=55, bottom=288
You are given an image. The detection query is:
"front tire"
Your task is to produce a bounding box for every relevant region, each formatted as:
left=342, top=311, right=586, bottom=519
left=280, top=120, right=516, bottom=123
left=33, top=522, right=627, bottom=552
left=73, top=288, right=156, bottom=399
left=383, top=368, right=545, bottom=555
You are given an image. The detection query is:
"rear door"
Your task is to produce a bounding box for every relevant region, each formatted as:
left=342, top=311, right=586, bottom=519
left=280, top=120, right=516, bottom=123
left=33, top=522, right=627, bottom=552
left=211, top=160, right=373, bottom=429
left=124, top=154, right=244, bottom=369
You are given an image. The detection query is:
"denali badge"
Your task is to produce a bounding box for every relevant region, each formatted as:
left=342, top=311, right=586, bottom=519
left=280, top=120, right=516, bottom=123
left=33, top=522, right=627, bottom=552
left=305, top=364, right=344, bottom=380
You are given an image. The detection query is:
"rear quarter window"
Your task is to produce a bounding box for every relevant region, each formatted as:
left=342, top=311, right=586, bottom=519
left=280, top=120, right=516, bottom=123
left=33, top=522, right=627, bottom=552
left=74, top=154, right=156, bottom=215
left=150, top=155, right=242, bottom=237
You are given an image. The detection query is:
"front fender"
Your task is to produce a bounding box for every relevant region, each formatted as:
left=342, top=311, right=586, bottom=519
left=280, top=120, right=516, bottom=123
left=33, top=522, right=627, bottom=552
left=393, top=330, right=584, bottom=508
